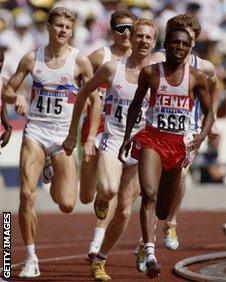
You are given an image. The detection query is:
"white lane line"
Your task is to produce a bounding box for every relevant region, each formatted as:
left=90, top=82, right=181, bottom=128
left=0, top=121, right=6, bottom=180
left=3, top=241, right=225, bottom=252
left=0, top=249, right=133, bottom=273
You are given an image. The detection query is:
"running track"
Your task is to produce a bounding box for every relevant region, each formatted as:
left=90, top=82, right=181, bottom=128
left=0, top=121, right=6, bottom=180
left=1, top=211, right=225, bottom=281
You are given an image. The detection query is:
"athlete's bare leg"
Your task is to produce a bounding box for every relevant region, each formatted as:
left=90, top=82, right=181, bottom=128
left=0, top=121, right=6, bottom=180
left=31, top=209, right=38, bottom=241
left=87, top=196, right=117, bottom=256
left=139, top=149, right=162, bottom=243
left=85, top=151, right=119, bottom=256
left=19, top=138, right=45, bottom=246
left=138, top=148, right=162, bottom=278
left=161, top=153, right=196, bottom=251
left=96, top=195, right=118, bottom=227
left=87, top=151, right=125, bottom=255
left=156, top=168, right=182, bottom=220
left=80, top=150, right=98, bottom=204
left=165, top=168, right=187, bottom=225
left=96, top=151, right=123, bottom=202
left=50, top=151, right=77, bottom=213
left=100, top=165, right=140, bottom=254
left=164, top=149, right=197, bottom=226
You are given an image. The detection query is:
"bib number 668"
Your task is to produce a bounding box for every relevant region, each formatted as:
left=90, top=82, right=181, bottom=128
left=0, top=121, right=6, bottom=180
left=157, top=114, right=186, bottom=130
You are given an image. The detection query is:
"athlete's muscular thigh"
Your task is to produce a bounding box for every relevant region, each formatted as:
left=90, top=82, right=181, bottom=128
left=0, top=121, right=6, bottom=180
left=51, top=152, right=78, bottom=202
left=97, top=151, right=123, bottom=196
left=20, top=137, right=45, bottom=190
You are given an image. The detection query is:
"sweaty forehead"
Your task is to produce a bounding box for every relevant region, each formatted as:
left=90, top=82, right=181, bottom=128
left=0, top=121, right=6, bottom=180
left=53, top=16, right=74, bottom=25
left=170, top=30, right=191, bottom=41
left=134, top=24, right=154, bottom=36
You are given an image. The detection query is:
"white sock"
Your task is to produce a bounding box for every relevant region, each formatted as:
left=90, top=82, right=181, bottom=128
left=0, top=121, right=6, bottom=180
left=25, top=244, right=36, bottom=260
left=144, top=242, right=156, bottom=263
left=90, top=227, right=105, bottom=252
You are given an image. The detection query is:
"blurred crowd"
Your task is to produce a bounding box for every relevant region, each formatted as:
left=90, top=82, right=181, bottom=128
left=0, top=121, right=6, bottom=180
left=0, top=0, right=226, bottom=184
left=0, top=0, right=226, bottom=79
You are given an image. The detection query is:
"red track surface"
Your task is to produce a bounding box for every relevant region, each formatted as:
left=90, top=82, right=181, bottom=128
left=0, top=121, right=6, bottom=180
left=1, top=211, right=226, bottom=281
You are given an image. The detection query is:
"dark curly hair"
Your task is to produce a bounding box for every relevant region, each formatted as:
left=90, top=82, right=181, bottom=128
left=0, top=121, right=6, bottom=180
left=166, top=14, right=201, bottom=41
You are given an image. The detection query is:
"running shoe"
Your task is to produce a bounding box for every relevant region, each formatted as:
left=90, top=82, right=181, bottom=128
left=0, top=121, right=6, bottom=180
left=94, top=197, right=109, bottom=220
left=42, top=158, right=53, bottom=184
left=18, top=255, right=41, bottom=278
left=91, top=260, right=111, bottom=281
left=164, top=226, right=179, bottom=250
left=146, top=259, right=161, bottom=279
left=136, top=238, right=147, bottom=272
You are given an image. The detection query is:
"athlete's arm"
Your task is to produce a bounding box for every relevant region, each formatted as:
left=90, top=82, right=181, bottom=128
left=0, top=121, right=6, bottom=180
left=81, top=47, right=104, bottom=112
left=125, top=66, right=151, bottom=140
left=201, top=59, right=219, bottom=117
left=88, top=47, right=104, bottom=73
left=78, top=54, right=102, bottom=141
left=3, top=52, right=35, bottom=115
left=201, top=59, right=220, bottom=138
left=190, top=69, right=214, bottom=151
left=86, top=48, right=104, bottom=140
left=62, top=61, right=113, bottom=156
left=118, top=66, right=151, bottom=163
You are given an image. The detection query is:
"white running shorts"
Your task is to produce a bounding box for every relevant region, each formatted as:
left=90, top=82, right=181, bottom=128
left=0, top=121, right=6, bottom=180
left=98, top=132, right=138, bottom=166
left=23, top=119, right=70, bottom=156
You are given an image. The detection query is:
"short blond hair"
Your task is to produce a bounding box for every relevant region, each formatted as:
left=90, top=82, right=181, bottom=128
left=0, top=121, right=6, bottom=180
left=47, top=7, right=76, bottom=24
left=131, top=18, right=158, bottom=40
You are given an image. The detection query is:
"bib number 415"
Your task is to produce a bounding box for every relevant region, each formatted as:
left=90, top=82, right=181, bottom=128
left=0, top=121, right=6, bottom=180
left=36, top=96, right=63, bottom=115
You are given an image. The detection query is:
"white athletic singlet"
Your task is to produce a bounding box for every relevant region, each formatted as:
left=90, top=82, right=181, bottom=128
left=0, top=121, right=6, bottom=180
left=146, top=62, right=194, bottom=135
left=28, top=46, right=79, bottom=124
left=103, top=57, right=149, bottom=137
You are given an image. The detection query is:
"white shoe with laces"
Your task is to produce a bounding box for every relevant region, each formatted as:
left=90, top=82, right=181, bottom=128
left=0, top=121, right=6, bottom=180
left=18, top=255, right=41, bottom=278
left=164, top=224, right=179, bottom=250
left=135, top=232, right=156, bottom=273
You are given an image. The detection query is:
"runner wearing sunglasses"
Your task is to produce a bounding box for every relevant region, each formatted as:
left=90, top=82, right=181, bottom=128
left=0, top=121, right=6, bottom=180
left=79, top=10, right=137, bottom=262
left=113, top=23, right=133, bottom=35
left=62, top=18, right=158, bottom=281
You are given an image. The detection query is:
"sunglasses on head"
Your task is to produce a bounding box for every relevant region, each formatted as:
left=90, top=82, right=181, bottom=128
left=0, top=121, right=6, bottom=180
left=114, top=24, right=133, bottom=34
